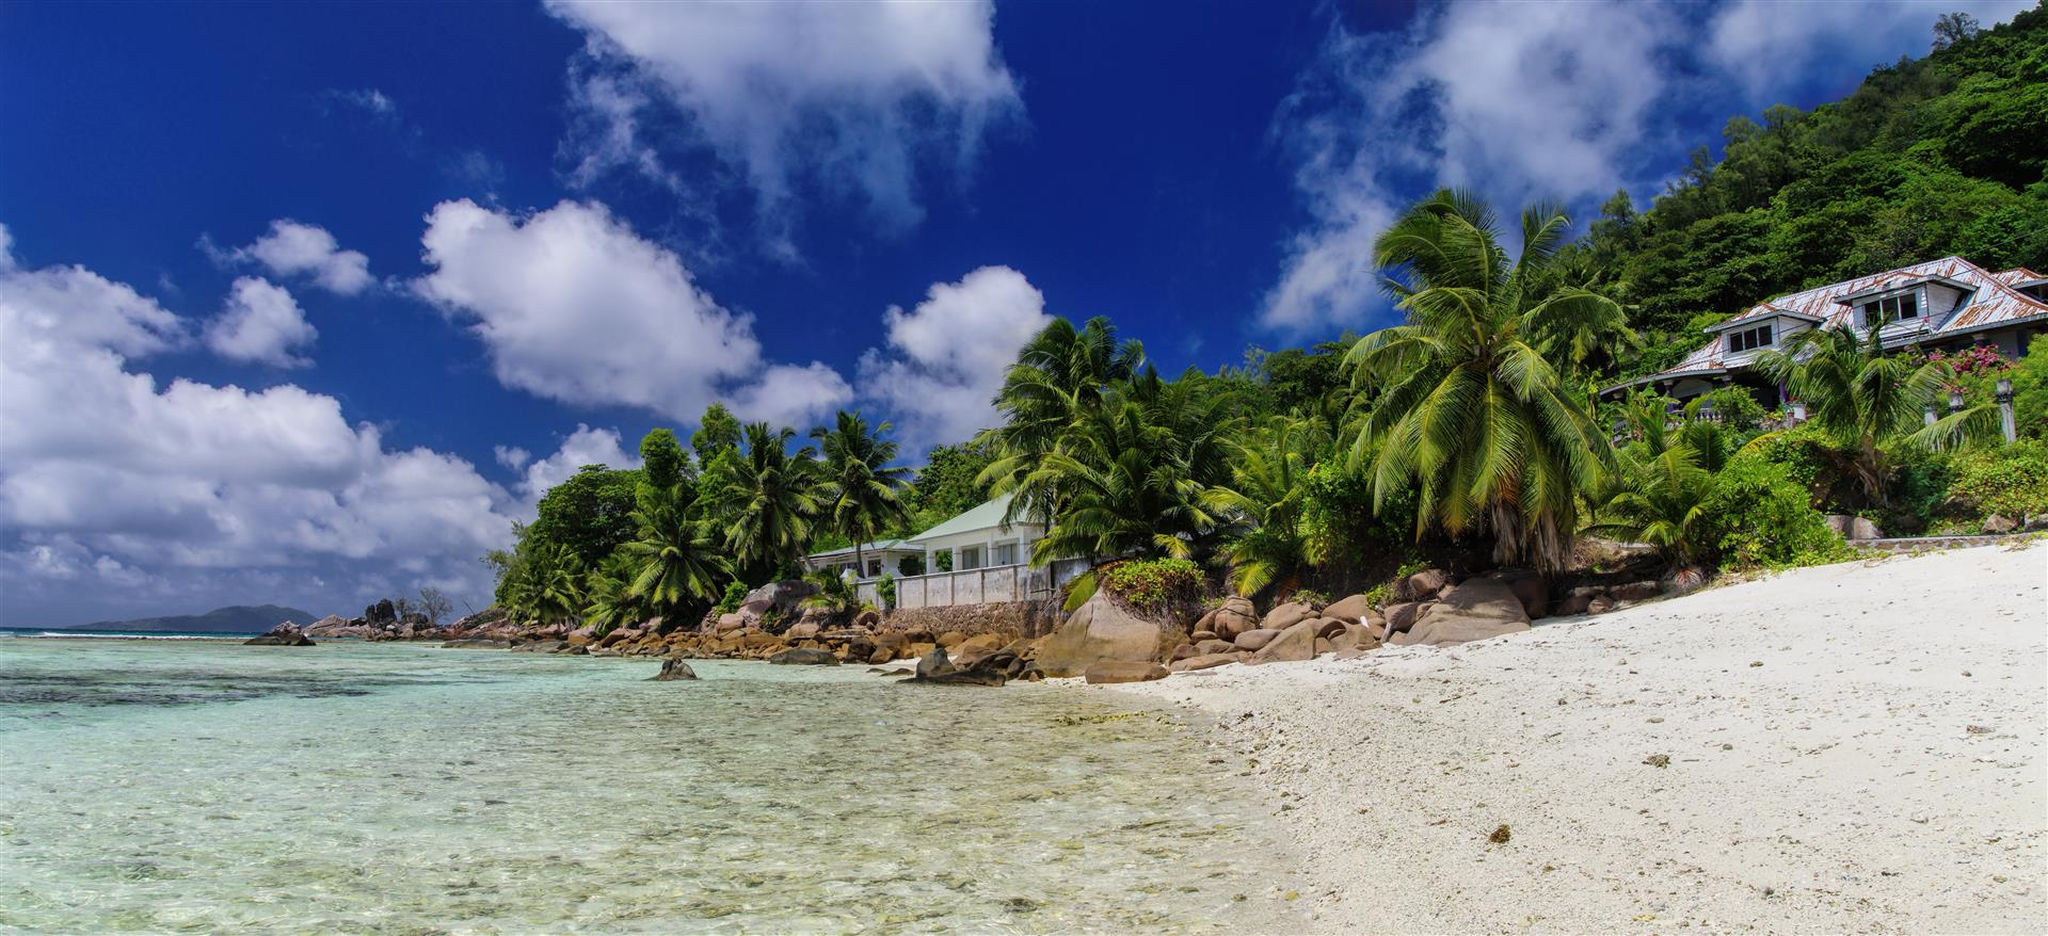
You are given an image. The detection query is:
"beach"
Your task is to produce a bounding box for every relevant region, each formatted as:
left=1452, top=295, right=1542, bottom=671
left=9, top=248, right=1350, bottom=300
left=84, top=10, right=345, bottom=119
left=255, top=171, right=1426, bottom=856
left=1075, top=542, right=2048, bottom=933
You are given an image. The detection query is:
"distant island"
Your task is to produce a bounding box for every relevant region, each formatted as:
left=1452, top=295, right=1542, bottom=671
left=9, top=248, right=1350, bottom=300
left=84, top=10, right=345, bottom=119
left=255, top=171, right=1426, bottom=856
left=50, top=605, right=316, bottom=635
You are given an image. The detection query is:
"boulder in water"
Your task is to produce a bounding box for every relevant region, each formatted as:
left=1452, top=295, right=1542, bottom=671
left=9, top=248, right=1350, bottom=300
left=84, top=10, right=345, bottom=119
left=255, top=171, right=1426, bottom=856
left=766, top=647, right=840, bottom=665
left=651, top=658, right=698, bottom=681
left=245, top=622, right=314, bottom=646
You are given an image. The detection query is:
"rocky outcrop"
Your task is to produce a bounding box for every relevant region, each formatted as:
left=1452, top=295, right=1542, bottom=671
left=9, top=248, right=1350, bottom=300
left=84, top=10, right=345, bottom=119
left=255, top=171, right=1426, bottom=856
left=1826, top=514, right=1884, bottom=540
left=1261, top=601, right=1315, bottom=632
left=1397, top=568, right=1452, bottom=601
left=244, top=622, right=314, bottom=646
left=1392, top=578, right=1531, bottom=647
left=1248, top=620, right=1317, bottom=664
left=767, top=647, right=840, bottom=665
left=903, top=646, right=1015, bottom=686
left=1233, top=629, right=1282, bottom=651
left=1083, top=661, right=1169, bottom=684
left=1033, top=592, right=1177, bottom=678
left=651, top=658, right=698, bottom=681
left=1168, top=652, right=1241, bottom=672
left=1320, top=594, right=1375, bottom=623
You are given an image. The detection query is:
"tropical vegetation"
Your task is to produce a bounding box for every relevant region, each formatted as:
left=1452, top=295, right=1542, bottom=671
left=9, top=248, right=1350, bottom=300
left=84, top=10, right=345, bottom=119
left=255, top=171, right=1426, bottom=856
left=485, top=11, right=2047, bottom=626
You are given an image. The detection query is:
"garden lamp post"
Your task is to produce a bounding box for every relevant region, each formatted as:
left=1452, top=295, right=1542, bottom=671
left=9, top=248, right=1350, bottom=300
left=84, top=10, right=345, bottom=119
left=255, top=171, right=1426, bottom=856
left=1948, top=389, right=1965, bottom=414
left=1995, top=377, right=2016, bottom=443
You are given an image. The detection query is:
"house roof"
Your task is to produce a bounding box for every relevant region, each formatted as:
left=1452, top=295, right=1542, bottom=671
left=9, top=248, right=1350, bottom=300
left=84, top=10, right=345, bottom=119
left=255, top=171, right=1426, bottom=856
left=804, top=539, right=913, bottom=561
left=1622, top=256, right=2048, bottom=391
left=905, top=493, right=1030, bottom=544
left=1992, top=267, right=2046, bottom=288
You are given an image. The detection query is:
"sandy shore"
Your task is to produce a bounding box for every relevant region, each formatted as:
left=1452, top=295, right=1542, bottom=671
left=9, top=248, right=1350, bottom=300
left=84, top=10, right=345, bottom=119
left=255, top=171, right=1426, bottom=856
left=1076, top=542, right=2047, bottom=933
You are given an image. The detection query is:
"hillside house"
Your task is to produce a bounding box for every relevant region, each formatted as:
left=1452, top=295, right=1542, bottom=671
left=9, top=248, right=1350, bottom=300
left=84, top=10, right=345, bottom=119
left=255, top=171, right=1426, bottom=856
left=1607, top=257, right=2048, bottom=403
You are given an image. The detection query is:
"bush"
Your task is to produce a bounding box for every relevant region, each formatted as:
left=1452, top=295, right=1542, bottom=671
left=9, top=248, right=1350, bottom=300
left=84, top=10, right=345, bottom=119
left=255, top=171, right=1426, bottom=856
left=1288, top=588, right=1330, bottom=609
left=1098, top=558, right=1203, bottom=615
left=876, top=573, right=897, bottom=611
left=1697, top=457, right=1854, bottom=568
left=1945, top=440, right=2048, bottom=520
left=712, top=580, right=748, bottom=616
left=1697, top=386, right=1770, bottom=432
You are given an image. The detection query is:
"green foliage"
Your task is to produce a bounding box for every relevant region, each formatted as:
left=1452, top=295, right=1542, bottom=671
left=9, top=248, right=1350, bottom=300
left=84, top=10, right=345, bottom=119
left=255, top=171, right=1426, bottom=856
left=1696, top=386, right=1770, bottom=433
left=1360, top=558, right=1428, bottom=608
left=903, top=440, right=996, bottom=534
left=1098, top=558, right=1202, bottom=615
left=709, top=422, right=826, bottom=583
left=876, top=573, right=897, bottom=611
left=712, top=579, right=749, bottom=617
left=1346, top=189, right=1632, bottom=571
left=637, top=428, right=689, bottom=514
left=530, top=465, right=642, bottom=569
left=1696, top=457, right=1854, bottom=569
left=812, top=410, right=911, bottom=577
left=1945, top=440, right=2048, bottom=519
left=690, top=403, right=742, bottom=465
left=801, top=568, right=861, bottom=619
left=1288, top=588, right=1329, bottom=609
left=1578, top=9, right=2048, bottom=375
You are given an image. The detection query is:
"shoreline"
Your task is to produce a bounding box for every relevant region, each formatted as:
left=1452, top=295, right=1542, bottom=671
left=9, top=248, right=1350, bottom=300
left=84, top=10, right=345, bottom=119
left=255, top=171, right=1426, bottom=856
left=1061, top=542, right=2048, bottom=933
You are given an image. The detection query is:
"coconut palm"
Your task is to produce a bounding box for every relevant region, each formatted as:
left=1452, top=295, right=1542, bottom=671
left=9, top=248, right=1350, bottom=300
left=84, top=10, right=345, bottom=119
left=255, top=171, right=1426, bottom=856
left=1204, top=416, right=1322, bottom=596
left=716, top=422, right=824, bottom=578
left=979, top=316, right=1146, bottom=523
left=1018, top=395, right=1218, bottom=566
left=811, top=410, right=911, bottom=579
left=1590, top=444, right=1717, bottom=566
left=581, top=554, right=647, bottom=635
left=1344, top=189, right=1632, bottom=571
left=1755, top=320, right=1993, bottom=505
left=622, top=489, right=732, bottom=618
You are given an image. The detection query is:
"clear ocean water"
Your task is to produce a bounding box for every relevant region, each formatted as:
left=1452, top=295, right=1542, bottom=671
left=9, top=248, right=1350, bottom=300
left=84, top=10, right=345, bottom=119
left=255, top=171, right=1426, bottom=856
left=0, top=637, right=1299, bottom=933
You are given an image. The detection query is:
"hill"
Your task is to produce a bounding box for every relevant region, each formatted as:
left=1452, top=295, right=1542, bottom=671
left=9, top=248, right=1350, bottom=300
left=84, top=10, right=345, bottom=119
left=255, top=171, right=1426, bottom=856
left=62, top=604, right=317, bottom=634
left=1559, top=4, right=2048, bottom=379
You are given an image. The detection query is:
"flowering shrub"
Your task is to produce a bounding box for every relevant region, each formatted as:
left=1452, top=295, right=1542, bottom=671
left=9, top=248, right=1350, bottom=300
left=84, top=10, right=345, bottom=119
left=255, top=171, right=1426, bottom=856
left=1927, top=345, right=2012, bottom=380
left=1945, top=441, right=2048, bottom=520
left=1098, top=558, right=1203, bottom=614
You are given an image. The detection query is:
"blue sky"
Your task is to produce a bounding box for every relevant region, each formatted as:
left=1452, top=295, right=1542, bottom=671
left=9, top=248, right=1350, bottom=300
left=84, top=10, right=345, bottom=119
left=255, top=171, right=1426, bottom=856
left=1, top=0, right=2032, bottom=625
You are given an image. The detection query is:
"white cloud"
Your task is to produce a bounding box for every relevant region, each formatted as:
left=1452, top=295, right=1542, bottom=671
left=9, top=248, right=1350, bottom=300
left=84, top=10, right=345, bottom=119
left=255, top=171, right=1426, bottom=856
left=1264, top=1, right=1680, bottom=333
left=1707, top=1, right=2034, bottom=98
left=205, top=276, right=317, bottom=367
left=1262, top=0, right=2035, bottom=335
left=857, top=265, right=1051, bottom=450
left=514, top=424, right=639, bottom=504
left=493, top=445, right=532, bottom=471
left=0, top=223, right=560, bottom=625
left=413, top=198, right=848, bottom=426
left=209, top=219, right=374, bottom=295
left=333, top=88, right=398, bottom=118
left=546, top=0, right=1021, bottom=235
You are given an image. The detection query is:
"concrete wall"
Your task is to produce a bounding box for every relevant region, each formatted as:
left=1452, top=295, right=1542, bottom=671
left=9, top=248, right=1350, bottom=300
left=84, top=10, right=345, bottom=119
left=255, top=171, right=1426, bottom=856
left=877, top=600, right=1062, bottom=639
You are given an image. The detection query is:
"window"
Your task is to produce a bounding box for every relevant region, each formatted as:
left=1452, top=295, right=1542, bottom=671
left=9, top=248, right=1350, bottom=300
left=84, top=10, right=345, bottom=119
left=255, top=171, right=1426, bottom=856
left=1861, top=292, right=1919, bottom=325
left=958, top=546, right=982, bottom=571
left=1727, top=323, right=1774, bottom=353
left=865, top=559, right=882, bottom=577
left=993, top=542, right=1018, bottom=566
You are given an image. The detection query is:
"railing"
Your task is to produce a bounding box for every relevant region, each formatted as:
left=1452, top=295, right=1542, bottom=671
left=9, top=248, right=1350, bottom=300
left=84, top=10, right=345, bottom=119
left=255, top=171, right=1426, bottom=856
left=858, top=562, right=1053, bottom=610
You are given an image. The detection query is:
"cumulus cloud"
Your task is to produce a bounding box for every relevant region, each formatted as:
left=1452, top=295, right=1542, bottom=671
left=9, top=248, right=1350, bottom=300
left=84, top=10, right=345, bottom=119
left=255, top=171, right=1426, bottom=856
left=413, top=198, right=848, bottom=426
left=512, top=424, right=640, bottom=504
left=0, top=223, right=610, bottom=625
left=546, top=0, right=1021, bottom=236
left=1262, top=0, right=2034, bottom=334
left=857, top=265, right=1052, bottom=451
left=208, top=219, right=374, bottom=295
left=205, top=276, right=317, bottom=367
left=1708, top=0, right=2034, bottom=99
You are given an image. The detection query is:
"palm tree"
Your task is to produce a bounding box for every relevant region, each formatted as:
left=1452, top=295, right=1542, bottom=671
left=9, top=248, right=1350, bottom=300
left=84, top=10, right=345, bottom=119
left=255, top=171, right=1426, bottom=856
left=811, top=411, right=911, bottom=579
left=581, top=554, right=646, bottom=635
left=623, top=488, right=732, bottom=620
left=1204, top=416, right=1321, bottom=596
left=1755, top=321, right=1988, bottom=506
left=979, top=316, right=1146, bottom=523
left=1591, top=444, right=1716, bottom=566
left=1344, top=189, right=1632, bottom=571
left=1017, top=394, right=1218, bottom=567
left=716, top=422, right=824, bottom=578
left=510, top=542, right=586, bottom=625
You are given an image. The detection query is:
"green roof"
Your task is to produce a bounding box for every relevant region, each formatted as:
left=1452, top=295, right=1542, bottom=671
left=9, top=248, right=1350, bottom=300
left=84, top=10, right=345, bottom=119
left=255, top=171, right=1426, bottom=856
left=804, top=539, right=911, bottom=560
left=906, top=493, right=1026, bottom=543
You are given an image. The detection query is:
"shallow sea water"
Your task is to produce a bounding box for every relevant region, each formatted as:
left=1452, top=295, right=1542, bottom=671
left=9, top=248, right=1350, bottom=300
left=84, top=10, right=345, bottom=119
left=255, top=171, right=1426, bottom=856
left=0, top=639, right=1300, bottom=933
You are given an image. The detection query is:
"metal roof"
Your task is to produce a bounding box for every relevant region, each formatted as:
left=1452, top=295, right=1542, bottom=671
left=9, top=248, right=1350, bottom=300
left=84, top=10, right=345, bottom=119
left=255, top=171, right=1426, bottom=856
left=804, top=539, right=914, bottom=560
left=1632, top=256, right=2048, bottom=388
left=904, top=492, right=1030, bottom=544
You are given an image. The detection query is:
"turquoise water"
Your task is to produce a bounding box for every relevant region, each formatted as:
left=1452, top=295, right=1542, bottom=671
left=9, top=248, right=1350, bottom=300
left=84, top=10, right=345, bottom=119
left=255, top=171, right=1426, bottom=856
left=0, top=639, right=1298, bottom=933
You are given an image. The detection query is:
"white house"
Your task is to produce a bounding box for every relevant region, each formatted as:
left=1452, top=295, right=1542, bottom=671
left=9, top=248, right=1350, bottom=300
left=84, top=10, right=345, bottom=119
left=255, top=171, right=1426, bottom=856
left=799, top=539, right=923, bottom=581
left=1606, top=257, right=2048, bottom=403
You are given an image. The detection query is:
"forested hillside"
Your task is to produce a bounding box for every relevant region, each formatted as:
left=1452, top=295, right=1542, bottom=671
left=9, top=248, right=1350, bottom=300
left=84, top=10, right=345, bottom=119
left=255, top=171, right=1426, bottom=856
left=1559, top=5, right=2048, bottom=379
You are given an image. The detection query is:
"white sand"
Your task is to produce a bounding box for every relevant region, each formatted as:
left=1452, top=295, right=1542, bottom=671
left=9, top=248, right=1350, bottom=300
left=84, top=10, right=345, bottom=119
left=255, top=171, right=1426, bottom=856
left=1078, top=542, right=2048, bottom=933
